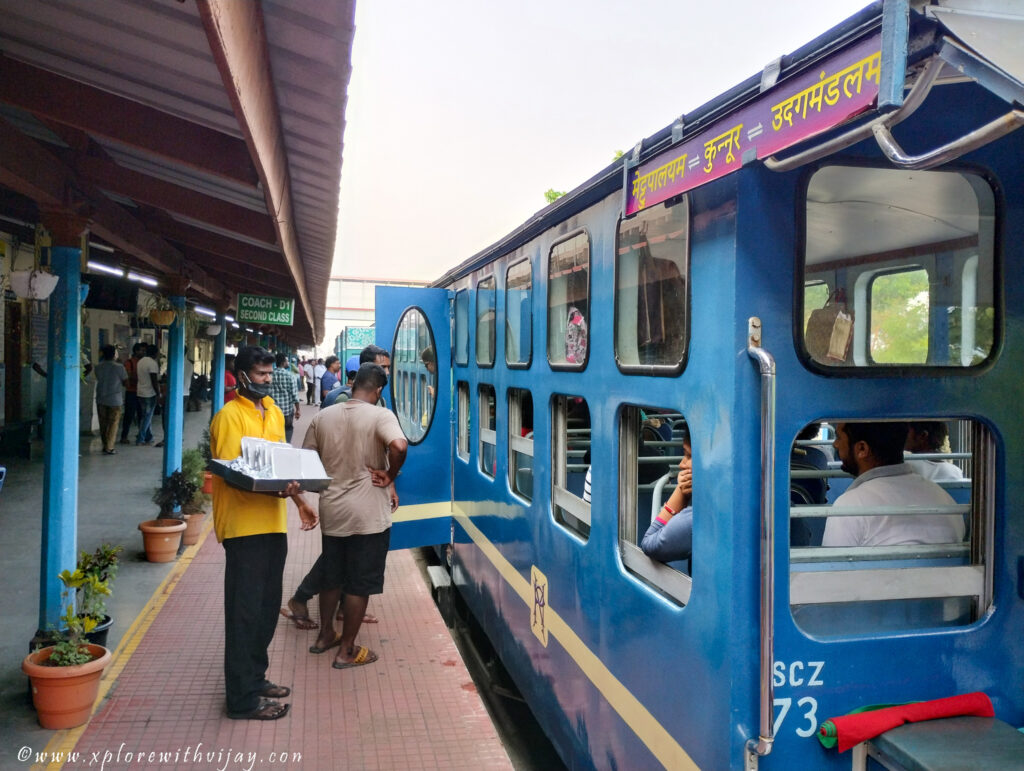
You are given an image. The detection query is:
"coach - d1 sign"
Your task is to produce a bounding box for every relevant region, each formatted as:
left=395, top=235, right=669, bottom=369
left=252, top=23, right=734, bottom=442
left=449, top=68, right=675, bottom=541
left=237, top=293, right=295, bottom=326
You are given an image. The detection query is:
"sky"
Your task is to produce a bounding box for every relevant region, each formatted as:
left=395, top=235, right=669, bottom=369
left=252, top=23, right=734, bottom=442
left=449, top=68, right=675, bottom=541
left=333, top=0, right=874, bottom=283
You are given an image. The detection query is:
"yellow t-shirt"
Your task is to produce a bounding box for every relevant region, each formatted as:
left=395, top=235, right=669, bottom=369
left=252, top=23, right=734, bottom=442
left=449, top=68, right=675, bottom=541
left=210, top=394, right=287, bottom=542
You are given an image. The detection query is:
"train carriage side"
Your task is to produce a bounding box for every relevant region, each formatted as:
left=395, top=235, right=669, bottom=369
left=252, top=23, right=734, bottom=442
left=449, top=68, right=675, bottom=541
left=375, top=4, right=1024, bottom=769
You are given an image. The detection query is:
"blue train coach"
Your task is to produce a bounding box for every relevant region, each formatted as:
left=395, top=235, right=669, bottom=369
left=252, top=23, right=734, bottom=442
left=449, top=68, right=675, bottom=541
left=374, top=1, right=1024, bottom=768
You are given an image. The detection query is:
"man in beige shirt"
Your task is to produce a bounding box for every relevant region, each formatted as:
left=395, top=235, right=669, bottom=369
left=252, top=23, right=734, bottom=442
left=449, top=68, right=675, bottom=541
left=301, top=363, right=407, bottom=669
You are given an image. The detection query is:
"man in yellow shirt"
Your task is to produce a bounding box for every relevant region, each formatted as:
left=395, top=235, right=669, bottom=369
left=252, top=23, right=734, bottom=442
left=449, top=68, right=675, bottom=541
left=210, top=346, right=318, bottom=720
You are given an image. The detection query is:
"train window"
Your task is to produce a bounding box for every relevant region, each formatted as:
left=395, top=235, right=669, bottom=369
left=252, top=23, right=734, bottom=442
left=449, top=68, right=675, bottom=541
left=476, top=276, right=496, bottom=367
left=802, top=166, right=995, bottom=369
left=547, top=233, right=590, bottom=369
left=505, top=259, right=532, bottom=367
left=508, top=389, right=534, bottom=501
left=479, top=384, right=496, bottom=479
left=551, top=394, right=591, bottom=540
left=389, top=307, right=437, bottom=444
left=614, top=198, right=689, bottom=372
left=618, top=406, right=692, bottom=604
left=457, top=381, right=469, bottom=461
left=789, top=419, right=993, bottom=637
left=454, top=288, right=469, bottom=366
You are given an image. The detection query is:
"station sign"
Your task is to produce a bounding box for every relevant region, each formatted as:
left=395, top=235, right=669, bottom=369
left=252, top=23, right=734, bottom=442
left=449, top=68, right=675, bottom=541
left=626, top=33, right=881, bottom=216
left=236, top=293, right=294, bottom=326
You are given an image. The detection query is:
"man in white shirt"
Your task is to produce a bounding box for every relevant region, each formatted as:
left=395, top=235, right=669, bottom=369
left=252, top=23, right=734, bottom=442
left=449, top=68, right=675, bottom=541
left=904, top=421, right=965, bottom=483
left=312, top=359, right=326, bottom=407
left=302, top=360, right=315, bottom=405
left=134, top=344, right=161, bottom=446
left=823, top=422, right=965, bottom=547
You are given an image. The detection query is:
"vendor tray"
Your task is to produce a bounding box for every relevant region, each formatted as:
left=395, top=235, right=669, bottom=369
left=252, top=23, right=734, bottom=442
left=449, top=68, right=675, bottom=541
left=207, top=459, right=331, bottom=493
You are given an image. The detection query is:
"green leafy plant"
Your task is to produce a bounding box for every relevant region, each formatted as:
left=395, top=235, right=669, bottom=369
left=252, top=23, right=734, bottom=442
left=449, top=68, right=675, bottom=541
left=180, top=448, right=208, bottom=513
left=152, top=470, right=197, bottom=518
left=46, top=606, right=97, bottom=666
left=70, top=544, right=122, bottom=621
left=198, top=428, right=212, bottom=464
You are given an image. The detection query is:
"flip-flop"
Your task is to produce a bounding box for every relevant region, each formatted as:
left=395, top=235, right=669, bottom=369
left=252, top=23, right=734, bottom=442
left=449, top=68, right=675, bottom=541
left=308, top=633, right=343, bottom=654
left=227, top=697, right=290, bottom=721
left=336, top=613, right=379, bottom=624
left=280, top=607, right=318, bottom=630
left=260, top=683, right=291, bottom=698
left=332, top=645, right=378, bottom=669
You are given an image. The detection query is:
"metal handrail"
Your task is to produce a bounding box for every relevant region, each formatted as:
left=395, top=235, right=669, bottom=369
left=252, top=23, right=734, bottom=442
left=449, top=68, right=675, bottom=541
left=746, top=322, right=776, bottom=762
left=872, top=109, right=1024, bottom=170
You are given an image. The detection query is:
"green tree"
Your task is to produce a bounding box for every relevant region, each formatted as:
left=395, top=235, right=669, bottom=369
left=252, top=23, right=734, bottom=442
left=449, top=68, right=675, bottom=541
left=544, top=188, right=566, bottom=204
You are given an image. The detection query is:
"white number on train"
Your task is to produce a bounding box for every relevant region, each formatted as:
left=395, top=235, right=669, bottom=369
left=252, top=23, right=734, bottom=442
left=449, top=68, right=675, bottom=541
left=772, top=661, right=824, bottom=737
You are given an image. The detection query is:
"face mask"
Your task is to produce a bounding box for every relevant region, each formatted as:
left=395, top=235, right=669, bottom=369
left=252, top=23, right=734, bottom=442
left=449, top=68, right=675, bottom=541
left=239, top=371, right=272, bottom=399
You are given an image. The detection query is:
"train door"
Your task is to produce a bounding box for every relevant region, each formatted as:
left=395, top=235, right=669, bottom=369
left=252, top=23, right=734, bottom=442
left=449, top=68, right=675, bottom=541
left=375, top=286, right=453, bottom=550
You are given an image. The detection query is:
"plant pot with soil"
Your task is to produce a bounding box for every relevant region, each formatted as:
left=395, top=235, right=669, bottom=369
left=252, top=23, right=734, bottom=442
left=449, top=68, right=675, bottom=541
left=142, top=470, right=194, bottom=561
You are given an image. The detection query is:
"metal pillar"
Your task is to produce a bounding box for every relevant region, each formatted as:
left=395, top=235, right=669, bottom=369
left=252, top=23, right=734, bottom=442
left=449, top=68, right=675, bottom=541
left=38, top=244, right=82, bottom=633
left=162, top=293, right=185, bottom=481
left=212, top=309, right=226, bottom=417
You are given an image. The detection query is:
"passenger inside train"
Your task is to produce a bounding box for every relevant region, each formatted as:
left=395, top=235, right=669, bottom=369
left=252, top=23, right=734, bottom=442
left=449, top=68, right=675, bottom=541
left=640, top=422, right=693, bottom=568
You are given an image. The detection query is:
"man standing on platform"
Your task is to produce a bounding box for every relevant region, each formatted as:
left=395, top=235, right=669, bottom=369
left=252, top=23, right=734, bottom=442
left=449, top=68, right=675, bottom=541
left=119, top=342, right=144, bottom=445
left=93, top=344, right=127, bottom=456
left=302, top=363, right=406, bottom=669
left=312, top=358, right=326, bottom=406
left=270, top=352, right=301, bottom=443
left=135, top=344, right=160, bottom=445
left=303, top=359, right=315, bottom=405
left=210, top=345, right=318, bottom=720
left=319, top=355, right=341, bottom=403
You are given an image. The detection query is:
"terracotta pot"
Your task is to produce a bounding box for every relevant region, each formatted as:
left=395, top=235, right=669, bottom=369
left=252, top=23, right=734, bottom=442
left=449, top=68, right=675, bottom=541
left=149, top=309, right=176, bottom=327
left=182, top=512, right=206, bottom=546
left=138, top=519, right=186, bottom=562
left=22, top=644, right=111, bottom=729
left=202, top=471, right=213, bottom=494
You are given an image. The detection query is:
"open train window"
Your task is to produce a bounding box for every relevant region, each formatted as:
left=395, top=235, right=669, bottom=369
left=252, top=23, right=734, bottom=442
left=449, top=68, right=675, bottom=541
left=508, top=388, right=533, bottom=502
left=505, top=259, right=532, bottom=368
left=479, top=384, right=496, bottom=479
left=390, top=307, right=436, bottom=444
left=457, top=381, right=469, bottom=461
left=618, top=406, right=692, bottom=605
left=615, top=197, right=689, bottom=373
left=454, top=288, right=470, bottom=366
left=547, top=232, right=590, bottom=369
left=551, top=394, right=590, bottom=540
left=476, top=275, right=496, bottom=367
left=789, top=418, right=993, bottom=638
left=802, top=166, right=995, bottom=370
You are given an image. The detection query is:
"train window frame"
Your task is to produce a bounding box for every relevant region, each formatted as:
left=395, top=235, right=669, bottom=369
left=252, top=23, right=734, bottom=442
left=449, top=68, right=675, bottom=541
left=547, top=230, right=591, bottom=372
left=551, top=393, right=591, bottom=541
left=476, top=275, right=496, bottom=368
left=505, top=258, right=533, bottom=369
left=788, top=418, right=994, bottom=639
left=508, top=388, right=534, bottom=502
left=613, top=196, right=691, bottom=375
left=388, top=306, right=438, bottom=445
left=454, top=288, right=470, bottom=367
left=798, top=162, right=999, bottom=376
left=457, top=381, right=470, bottom=461
left=478, top=384, right=496, bottom=480
left=617, top=405, right=692, bottom=605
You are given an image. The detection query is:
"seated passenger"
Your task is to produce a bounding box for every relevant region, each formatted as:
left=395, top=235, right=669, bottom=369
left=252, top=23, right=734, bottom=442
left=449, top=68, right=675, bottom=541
left=641, top=426, right=692, bottom=563
left=904, top=420, right=964, bottom=482
left=822, top=422, right=965, bottom=547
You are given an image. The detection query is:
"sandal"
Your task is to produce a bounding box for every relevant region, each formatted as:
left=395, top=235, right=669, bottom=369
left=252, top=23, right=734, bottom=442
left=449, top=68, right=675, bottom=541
left=227, top=697, right=290, bottom=721
left=332, top=645, right=379, bottom=669
left=260, top=683, right=291, bottom=699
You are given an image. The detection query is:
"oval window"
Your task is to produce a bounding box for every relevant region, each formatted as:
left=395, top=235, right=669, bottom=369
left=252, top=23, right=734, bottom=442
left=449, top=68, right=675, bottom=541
left=390, top=307, right=438, bottom=444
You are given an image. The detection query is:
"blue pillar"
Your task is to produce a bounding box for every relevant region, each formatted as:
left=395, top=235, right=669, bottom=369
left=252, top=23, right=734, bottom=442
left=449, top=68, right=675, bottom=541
left=39, top=244, right=82, bottom=632
left=163, top=294, right=185, bottom=481
left=212, top=310, right=226, bottom=418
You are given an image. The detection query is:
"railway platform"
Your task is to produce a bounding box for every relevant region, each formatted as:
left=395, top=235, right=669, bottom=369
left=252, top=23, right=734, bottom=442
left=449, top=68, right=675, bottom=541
left=1, top=408, right=513, bottom=771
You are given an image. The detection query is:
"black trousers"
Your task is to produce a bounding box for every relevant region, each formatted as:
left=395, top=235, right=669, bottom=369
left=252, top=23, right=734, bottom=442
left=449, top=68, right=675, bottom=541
left=223, top=533, right=287, bottom=714
left=120, top=392, right=140, bottom=441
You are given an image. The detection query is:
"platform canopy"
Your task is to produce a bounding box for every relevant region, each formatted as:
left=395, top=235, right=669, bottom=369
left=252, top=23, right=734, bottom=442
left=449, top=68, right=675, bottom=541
left=0, top=0, right=354, bottom=345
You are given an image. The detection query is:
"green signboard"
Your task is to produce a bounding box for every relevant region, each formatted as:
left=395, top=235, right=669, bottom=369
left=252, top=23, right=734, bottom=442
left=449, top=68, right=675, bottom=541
left=237, top=293, right=294, bottom=326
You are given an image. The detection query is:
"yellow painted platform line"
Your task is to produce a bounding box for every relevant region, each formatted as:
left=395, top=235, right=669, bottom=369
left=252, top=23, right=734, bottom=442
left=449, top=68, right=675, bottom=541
left=34, top=515, right=215, bottom=771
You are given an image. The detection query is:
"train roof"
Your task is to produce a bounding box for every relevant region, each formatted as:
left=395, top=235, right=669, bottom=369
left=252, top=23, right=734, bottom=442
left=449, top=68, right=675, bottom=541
left=432, top=0, right=1024, bottom=287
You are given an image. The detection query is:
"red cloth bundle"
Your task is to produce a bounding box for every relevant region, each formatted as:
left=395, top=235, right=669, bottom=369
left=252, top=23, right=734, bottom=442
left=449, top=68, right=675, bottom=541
left=819, top=692, right=994, bottom=752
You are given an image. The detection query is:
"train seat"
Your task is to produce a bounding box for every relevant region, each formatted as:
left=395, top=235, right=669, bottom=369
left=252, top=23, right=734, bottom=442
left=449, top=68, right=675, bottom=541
left=854, top=715, right=1024, bottom=771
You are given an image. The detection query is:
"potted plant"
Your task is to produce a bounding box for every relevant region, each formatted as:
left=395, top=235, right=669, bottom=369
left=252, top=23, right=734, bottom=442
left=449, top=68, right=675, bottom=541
left=22, top=581, right=112, bottom=729
left=139, top=471, right=192, bottom=561
left=199, top=428, right=214, bottom=494
left=62, top=544, right=123, bottom=648
left=180, top=448, right=209, bottom=545
left=141, top=291, right=176, bottom=327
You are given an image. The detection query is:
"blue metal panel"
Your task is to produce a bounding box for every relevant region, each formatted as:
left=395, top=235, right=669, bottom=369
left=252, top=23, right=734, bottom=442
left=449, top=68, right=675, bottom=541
left=211, top=309, right=226, bottom=418
left=375, top=286, right=452, bottom=550
left=879, top=0, right=909, bottom=111
left=162, top=294, right=185, bottom=481
left=38, top=245, right=81, bottom=631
